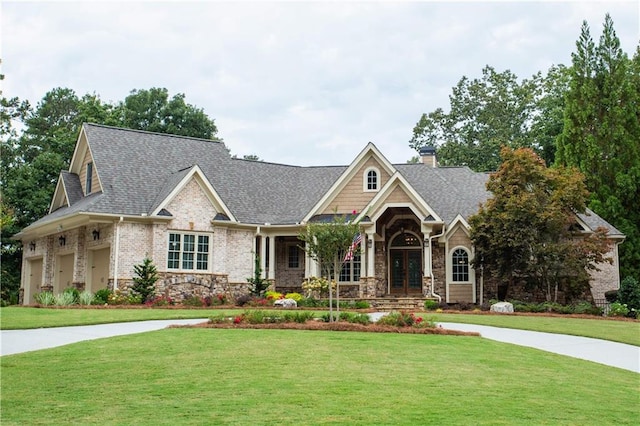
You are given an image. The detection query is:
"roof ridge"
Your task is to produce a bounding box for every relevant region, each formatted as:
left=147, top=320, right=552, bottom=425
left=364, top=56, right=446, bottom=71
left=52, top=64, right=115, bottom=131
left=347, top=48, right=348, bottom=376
left=83, top=122, right=224, bottom=144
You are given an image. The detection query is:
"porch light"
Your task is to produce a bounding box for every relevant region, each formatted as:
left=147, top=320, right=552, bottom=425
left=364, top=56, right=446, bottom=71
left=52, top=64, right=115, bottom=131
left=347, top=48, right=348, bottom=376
left=367, top=238, right=372, bottom=248
left=29, top=241, right=36, bottom=251
left=92, top=229, right=100, bottom=240
left=59, top=236, right=66, bottom=247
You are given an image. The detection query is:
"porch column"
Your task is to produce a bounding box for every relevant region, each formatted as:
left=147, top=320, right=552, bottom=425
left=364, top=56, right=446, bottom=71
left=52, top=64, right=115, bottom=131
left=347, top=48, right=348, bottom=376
left=366, top=232, right=375, bottom=277
left=259, top=235, right=267, bottom=279
left=423, top=232, right=431, bottom=295
left=267, top=235, right=276, bottom=280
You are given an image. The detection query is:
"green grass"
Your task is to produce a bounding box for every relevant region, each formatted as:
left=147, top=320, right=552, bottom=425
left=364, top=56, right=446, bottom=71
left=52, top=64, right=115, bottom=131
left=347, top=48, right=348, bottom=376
left=1, top=329, right=638, bottom=425
left=0, top=306, right=229, bottom=329
left=433, top=312, right=640, bottom=346
left=2, top=306, right=638, bottom=346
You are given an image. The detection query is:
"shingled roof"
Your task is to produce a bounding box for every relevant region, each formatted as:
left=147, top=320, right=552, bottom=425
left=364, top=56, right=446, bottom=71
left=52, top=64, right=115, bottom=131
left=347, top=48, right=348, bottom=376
left=23, top=123, right=623, bottom=237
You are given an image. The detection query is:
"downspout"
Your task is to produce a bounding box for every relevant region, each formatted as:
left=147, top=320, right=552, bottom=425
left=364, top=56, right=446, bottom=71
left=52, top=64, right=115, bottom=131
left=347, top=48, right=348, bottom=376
left=113, top=216, right=123, bottom=291
left=428, top=226, right=445, bottom=303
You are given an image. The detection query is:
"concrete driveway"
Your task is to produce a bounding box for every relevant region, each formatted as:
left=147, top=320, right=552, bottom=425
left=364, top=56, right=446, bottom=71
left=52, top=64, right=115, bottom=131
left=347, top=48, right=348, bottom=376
left=1, top=317, right=638, bottom=373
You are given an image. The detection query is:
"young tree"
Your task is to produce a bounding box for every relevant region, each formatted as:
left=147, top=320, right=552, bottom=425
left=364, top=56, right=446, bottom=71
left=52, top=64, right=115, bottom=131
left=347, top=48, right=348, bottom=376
left=247, top=254, right=269, bottom=296
left=299, top=213, right=361, bottom=321
left=131, top=257, right=159, bottom=303
left=470, top=147, right=612, bottom=302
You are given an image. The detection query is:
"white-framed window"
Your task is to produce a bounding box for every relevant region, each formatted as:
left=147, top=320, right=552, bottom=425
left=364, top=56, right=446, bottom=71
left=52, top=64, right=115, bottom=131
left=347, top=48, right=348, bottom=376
left=288, top=244, right=301, bottom=269
left=338, top=249, right=361, bottom=283
left=451, top=248, right=469, bottom=282
left=363, top=167, right=380, bottom=192
left=168, top=232, right=210, bottom=271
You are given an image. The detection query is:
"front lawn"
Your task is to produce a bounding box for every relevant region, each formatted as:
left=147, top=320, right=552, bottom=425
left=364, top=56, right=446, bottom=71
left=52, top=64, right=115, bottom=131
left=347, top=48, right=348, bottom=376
left=1, top=328, right=638, bottom=425
left=2, top=306, right=638, bottom=346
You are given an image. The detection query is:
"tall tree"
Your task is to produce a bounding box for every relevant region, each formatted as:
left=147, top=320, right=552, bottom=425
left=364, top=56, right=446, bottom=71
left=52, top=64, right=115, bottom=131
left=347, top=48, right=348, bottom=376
left=114, top=88, right=218, bottom=139
left=470, top=147, right=612, bottom=302
left=556, top=14, right=640, bottom=281
left=410, top=66, right=539, bottom=171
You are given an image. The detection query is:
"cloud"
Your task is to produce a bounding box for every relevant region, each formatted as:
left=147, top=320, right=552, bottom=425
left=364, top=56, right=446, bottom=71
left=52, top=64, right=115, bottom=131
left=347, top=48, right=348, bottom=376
left=1, top=1, right=638, bottom=167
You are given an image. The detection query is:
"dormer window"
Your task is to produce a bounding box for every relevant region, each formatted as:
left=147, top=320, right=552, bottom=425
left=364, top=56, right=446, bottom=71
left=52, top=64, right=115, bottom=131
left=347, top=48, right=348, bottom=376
left=85, top=162, right=93, bottom=195
left=364, top=167, right=379, bottom=192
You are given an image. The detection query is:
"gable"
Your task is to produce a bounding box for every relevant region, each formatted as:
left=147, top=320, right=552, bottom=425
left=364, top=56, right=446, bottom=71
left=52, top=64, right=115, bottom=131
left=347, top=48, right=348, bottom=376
left=164, top=177, right=219, bottom=231
left=322, top=156, right=392, bottom=214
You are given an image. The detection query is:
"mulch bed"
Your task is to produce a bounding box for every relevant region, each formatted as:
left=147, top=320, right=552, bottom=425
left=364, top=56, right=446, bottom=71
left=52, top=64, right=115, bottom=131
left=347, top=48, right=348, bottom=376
left=171, top=320, right=481, bottom=336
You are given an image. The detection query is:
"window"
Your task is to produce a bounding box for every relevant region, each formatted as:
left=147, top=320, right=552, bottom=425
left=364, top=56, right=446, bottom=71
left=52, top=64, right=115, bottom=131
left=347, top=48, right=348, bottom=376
left=288, top=245, right=300, bottom=269
left=452, top=248, right=469, bottom=282
left=338, top=249, right=361, bottom=283
left=363, top=167, right=380, bottom=191
left=168, top=233, right=210, bottom=271
left=86, top=162, right=93, bottom=195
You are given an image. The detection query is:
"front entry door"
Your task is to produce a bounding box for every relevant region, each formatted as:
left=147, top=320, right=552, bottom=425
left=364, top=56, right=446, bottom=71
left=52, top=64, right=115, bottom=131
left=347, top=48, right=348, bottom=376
left=390, top=249, right=422, bottom=295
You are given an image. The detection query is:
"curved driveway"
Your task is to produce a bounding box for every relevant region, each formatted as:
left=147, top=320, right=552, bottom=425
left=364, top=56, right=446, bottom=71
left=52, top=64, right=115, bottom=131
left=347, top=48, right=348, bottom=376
left=1, top=318, right=638, bottom=373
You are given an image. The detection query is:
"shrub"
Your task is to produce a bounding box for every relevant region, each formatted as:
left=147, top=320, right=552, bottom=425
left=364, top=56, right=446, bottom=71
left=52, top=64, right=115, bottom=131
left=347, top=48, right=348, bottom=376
left=297, top=297, right=322, bottom=307
left=337, top=312, right=371, bottom=325
left=94, top=288, right=112, bottom=304
left=63, top=287, right=80, bottom=302
left=55, top=291, right=77, bottom=306
left=247, top=255, right=269, bottom=296
left=34, top=291, right=55, bottom=306
left=282, top=311, right=315, bottom=323
left=145, top=295, right=173, bottom=307
left=78, top=291, right=94, bottom=306
left=424, top=299, right=439, bottom=310
left=182, top=296, right=205, bottom=307
left=376, top=311, right=431, bottom=328
left=572, top=301, right=601, bottom=315
left=608, top=302, right=629, bottom=317
left=618, top=277, right=640, bottom=313
left=243, top=310, right=281, bottom=324
left=301, top=276, right=336, bottom=298
left=235, top=294, right=252, bottom=306
left=108, top=289, right=141, bottom=305
left=214, top=293, right=227, bottom=305
left=131, top=257, right=159, bottom=303
left=354, top=300, right=370, bottom=309
left=284, top=292, right=303, bottom=302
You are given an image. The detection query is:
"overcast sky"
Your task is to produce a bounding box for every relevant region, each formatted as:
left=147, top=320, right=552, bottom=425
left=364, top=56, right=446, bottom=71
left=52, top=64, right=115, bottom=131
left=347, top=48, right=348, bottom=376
left=2, top=1, right=638, bottom=166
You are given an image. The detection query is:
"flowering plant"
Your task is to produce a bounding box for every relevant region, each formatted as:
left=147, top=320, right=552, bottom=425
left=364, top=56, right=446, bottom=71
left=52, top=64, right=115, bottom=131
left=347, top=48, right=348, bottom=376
left=301, top=277, right=336, bottom=298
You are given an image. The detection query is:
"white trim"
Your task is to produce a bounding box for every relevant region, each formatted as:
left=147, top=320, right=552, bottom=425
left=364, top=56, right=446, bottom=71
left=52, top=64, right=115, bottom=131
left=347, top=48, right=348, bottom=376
left=302, top=142, right=396, bottom=223
left=361, top=172, right=443, bottom=224
left=445, top=244, right=476, bottom=303
left=363, top=166, right=380, bottom=192
left=49, top=174, right=68, bottom=214
left=166, top=231, right=213, bottom=273
left=151, top=165, right=237, bottom=222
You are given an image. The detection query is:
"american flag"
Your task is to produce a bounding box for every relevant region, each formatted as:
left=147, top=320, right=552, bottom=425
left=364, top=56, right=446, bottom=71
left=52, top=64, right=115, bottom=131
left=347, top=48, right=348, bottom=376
left=343, top=233, right=363, bottom=262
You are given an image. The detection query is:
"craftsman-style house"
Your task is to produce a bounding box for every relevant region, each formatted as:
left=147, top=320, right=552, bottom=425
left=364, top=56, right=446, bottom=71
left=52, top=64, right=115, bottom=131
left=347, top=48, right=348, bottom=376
left=16, top=124, right=624, bottom=306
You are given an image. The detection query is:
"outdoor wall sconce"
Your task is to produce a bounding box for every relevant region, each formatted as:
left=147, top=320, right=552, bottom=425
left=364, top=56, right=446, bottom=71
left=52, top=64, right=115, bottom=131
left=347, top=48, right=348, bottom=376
left=92, top=229, right=100, bottom=240
left=367, top=239, right=373, bottom=248
left=29, top=241, right=36, bottom=251
left=59, top=236, right=66, bottom=247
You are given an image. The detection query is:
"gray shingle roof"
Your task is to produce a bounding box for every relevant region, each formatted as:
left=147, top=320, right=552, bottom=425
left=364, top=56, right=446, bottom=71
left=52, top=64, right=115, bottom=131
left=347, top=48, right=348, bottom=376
left=23, top=123, right=623, bottom=238
left=60, top=171, right=83, bottom=206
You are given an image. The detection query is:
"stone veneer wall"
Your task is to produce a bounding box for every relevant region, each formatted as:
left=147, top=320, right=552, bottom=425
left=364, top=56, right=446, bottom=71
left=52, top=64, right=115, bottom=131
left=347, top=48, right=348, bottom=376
left=111, top=273, right=251, bottom=303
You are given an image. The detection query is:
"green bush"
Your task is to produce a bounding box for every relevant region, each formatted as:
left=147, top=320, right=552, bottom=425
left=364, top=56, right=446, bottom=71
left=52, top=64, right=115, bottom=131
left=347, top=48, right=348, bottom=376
left=131, top=257, right=159, bottom=303
left=354, top=300, right=371, bottom=309
left=55, top=291, right=77, bottom=306
left=182, top=296, right=205, bottom=307
left=282, top=311, right=315, bottom=323
left=78, top=291, right=94, bottom=306
left=608, top=302, right=629, bottom=317
left=34, top=292, right=55, bottom=306
left=424, top=300, right=439, bottom=310
left=284, top=292, right=303, bottom=302
left=618, top=277, right=640, bottom=313
left=376, top=311, right=431, bottom=328
left=63, top=287, right=80, bottom=302
left=297, top=297, right=322, bottom=307
left=93, top=288, right=112, bottom=304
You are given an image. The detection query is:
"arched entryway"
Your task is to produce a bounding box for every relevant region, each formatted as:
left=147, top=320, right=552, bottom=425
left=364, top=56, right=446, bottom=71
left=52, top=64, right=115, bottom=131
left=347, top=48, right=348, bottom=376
left=389, top=232, right=422, bottom=295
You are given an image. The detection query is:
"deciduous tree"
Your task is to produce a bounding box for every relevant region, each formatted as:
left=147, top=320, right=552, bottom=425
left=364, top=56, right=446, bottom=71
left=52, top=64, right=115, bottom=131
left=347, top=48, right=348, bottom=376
left=470, top=147, right=612, bottom=302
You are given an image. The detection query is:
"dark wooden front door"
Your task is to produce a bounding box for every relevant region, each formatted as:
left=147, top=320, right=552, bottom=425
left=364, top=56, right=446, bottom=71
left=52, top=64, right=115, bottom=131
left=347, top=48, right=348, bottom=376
left=390, top=249, right=422, bottom=295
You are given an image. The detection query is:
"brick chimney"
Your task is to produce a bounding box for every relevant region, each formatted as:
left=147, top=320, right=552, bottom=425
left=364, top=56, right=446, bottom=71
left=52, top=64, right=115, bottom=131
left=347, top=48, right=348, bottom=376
left=419, top=146, right=437, bottom=167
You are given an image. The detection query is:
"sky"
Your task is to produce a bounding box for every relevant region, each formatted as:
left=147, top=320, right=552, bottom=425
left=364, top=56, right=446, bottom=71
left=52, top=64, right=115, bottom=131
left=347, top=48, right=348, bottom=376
left=1, top=1, right=639, bottom=166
